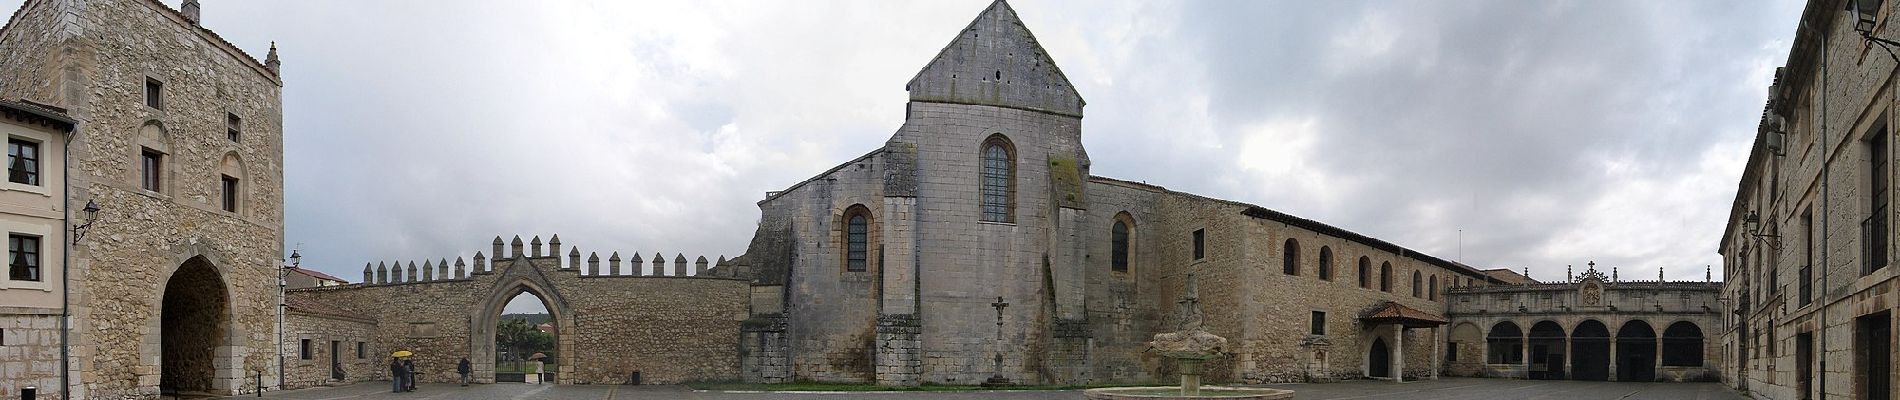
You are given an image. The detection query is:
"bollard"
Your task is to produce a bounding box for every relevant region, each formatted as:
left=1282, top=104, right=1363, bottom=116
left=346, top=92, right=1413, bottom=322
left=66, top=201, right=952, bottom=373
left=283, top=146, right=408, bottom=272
left=22, top=385, right=36, bottom=400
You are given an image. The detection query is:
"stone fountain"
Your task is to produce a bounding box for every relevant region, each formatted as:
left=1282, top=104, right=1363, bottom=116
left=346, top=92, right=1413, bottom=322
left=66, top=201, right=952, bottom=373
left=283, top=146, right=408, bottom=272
left=1084, top=270, right=1293, bottom=400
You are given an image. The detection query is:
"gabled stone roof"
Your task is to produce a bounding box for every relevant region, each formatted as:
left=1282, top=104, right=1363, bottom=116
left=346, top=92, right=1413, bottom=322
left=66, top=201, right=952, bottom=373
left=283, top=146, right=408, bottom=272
left=905, top=0, right=1084, bottom=117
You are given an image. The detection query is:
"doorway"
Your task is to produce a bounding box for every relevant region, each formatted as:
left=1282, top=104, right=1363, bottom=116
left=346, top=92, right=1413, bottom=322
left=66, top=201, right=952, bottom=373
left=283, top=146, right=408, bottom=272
left=1570, top=320, right=1611, bottom=381
left=160, top=257, right=229, bottom=396
left=331, top=341, right=344, bottom=380
left=1368, top=338, right=1391, bottom=378
left=1859, top=312, right=1891, bottom=400
left=1796, top=331, right=1812, bottom=400
left=1616, top=320, right=1657, bottom=382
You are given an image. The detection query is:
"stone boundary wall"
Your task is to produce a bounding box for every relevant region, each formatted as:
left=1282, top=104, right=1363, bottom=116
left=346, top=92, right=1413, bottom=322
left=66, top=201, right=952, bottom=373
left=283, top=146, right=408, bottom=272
left=282, top=312, right=380, bottom=389
left=288, top=235, right=749, bottom=386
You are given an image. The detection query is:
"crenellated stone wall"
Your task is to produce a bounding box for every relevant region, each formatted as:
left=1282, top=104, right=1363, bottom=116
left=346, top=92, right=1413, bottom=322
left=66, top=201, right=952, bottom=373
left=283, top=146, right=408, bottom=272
left=287, top=235, right=749, bottom=387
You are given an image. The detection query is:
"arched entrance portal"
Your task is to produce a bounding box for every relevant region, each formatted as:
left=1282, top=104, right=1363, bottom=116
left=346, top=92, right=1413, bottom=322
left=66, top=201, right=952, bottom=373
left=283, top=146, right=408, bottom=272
left=1528, top=321, right=1565, bottom=380
left=471, top=276, right=574, bottom=384
left=1617, top=320, right=1657, bottom=382
left=1368, top=338, right=1391, bottom=378
left=160, top=257, right=230, bottom=395
left=1570, top=320, right=1611, bottom=381
left=494, top=292, right=558, bottom=383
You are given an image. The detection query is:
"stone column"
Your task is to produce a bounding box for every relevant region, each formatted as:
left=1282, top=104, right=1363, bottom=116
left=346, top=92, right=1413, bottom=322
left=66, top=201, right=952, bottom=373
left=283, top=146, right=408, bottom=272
left=1608, top=336, right=1619, bottom=381
left=1522, top=328, right=1530, bottom=380
left=1394, top=324, right=1405, bottom=383
left=1431, top=326, right=1441, bottom=380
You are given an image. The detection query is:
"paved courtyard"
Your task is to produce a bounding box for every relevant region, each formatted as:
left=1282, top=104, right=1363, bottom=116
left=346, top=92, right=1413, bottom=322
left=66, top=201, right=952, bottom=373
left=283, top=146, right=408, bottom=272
left=221, top=378, right=1747, bottom=400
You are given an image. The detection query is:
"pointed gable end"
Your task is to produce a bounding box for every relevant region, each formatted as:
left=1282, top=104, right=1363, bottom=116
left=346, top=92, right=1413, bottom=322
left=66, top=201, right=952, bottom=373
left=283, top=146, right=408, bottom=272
left=905, top=0, right=1084, bottom=118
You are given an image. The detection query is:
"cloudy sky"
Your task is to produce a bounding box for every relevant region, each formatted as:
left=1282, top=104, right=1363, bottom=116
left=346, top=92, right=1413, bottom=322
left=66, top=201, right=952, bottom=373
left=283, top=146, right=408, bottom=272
left=5, top=0, right=1804, bottom=311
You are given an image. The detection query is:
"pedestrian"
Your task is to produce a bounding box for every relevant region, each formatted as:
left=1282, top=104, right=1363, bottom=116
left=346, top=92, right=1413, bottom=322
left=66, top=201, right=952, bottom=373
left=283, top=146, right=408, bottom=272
left=403, top=358, right=418, bottom=391
left=388, top=357, right=406, bottom=393
left=457, top=357, right=472, bottom=386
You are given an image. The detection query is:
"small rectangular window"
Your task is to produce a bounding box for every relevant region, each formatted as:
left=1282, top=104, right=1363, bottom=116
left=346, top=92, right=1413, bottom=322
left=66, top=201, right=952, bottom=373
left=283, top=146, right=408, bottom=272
left=357, top=341, right=366, bottom=359
left=140, top=148, right=163, bottom=192
left=227, top=113, right=242, bottom=143
left=9, top=234, right=40, bottom=282
left=7, top=139, right=38, bottom=185
left=299, top=339, right=312, bottom=360
left=221, top=175, right=239, bottom=212
left=1447, top=342, right=1459, bottom=362
left=1309, top=311, right=1326, bottom=335
left=1192, top=229, right=1205, bottom=260
left=145, top=78, right=164, bottom=109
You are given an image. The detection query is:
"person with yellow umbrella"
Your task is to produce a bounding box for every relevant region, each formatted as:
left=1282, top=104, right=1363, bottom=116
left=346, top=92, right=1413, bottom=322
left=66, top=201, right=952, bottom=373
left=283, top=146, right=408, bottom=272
left=388, top=351, right=410, bottom=393
left=390, top=350, right=417, bottom=392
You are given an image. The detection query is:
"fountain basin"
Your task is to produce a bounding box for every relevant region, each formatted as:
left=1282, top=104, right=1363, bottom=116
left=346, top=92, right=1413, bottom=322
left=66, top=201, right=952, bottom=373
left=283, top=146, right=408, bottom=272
left=1083, top=386, right=1293, bottom=400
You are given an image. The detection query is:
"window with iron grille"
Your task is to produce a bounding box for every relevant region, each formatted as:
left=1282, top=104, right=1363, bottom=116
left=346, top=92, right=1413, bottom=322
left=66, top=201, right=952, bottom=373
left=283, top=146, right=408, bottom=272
left=7, top=139, right=37, bottom=186
left=845, top=211, right=868, bottom=272
left=1867, top=127, right=1890, bottom=275
left=8, top=234, right=38, bottom=282
left=979, top=136, right=1013, bottom=222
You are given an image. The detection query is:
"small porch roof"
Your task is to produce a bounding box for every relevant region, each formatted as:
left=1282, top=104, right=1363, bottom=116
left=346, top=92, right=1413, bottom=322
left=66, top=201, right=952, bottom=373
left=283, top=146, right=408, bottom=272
left=1359, top=301, right=1448, bottom=328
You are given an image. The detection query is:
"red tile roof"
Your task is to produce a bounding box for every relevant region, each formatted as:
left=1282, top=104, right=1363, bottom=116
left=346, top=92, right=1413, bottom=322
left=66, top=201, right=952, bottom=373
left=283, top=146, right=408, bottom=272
left=1359, top=301, right=1448, bottom=328
left=288, top=267, right=348, bottom=284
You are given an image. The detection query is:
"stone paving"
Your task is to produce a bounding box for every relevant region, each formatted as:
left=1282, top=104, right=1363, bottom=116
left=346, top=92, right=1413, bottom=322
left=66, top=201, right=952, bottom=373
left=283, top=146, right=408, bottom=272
left=220, top=378, right=1748, bottom=400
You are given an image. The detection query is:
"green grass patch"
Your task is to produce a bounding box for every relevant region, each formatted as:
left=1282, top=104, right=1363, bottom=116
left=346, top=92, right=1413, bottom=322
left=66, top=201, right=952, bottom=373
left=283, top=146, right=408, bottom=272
left=686, top=381, right=1151, bottom=392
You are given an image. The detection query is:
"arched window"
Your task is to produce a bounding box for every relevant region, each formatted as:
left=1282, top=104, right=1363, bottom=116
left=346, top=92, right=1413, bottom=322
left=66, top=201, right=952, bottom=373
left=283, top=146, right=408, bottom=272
left=1662, top=322, right=1704, bottom=366
left=1411, top=270, right=1422, bottom=297
left=979, top=135, right=1015, bottom=223
left=1358, top=257, right=1371, bottom=288
left=843, top=205, right=872, bottom=272
left=1317, top=246, right=1333, bottom=281
left=1111, top=213, right=1134, bottom=273
left=1429, top=274, right=1439, bottom=301
left=1380, top=262, right=1393, bottom=292
left=1282, top=239, right=1300, bottom=276
left=1488, top=321, right=1524, bottom=364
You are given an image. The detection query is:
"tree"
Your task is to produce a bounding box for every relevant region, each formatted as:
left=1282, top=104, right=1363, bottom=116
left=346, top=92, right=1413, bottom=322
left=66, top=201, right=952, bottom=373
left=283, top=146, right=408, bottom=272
left=496, top=319, right=555, bottom=372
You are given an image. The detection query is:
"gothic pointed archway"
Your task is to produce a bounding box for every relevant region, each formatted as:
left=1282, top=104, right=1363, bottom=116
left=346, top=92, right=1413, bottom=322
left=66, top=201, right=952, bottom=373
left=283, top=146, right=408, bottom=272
left=1367, top=338, right=1391, bottom=378
left=159, top=256, right=232, bottom=396
left=470, top=259, right=575, bottom=384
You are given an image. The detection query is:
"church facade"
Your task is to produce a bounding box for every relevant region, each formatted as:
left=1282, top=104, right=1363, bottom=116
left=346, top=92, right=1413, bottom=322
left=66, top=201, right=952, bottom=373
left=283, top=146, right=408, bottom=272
left=729, top=0, right=1502, bottom=386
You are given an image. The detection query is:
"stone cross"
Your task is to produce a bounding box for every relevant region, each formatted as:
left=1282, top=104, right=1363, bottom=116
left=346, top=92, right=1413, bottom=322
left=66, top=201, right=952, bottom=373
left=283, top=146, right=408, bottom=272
left=989, top=296, right=1009, bottom=385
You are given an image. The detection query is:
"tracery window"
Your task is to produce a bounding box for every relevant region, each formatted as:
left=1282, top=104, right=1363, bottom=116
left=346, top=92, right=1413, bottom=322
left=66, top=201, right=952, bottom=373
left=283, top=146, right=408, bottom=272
left=845, top=206, right=871, bottom=272
left=980, top=135, right=1014, bottom=223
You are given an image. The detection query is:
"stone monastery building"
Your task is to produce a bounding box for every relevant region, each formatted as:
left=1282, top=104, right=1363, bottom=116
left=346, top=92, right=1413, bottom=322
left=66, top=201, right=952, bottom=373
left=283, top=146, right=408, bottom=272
left=0, top=0, right=1731, bottom=398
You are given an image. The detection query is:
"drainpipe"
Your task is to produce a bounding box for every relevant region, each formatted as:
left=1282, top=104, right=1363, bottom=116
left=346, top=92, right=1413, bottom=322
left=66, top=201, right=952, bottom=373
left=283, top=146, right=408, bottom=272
left=1813, top=17, right=1829, bottom=400
left=58, top=117, right=76, bottom=400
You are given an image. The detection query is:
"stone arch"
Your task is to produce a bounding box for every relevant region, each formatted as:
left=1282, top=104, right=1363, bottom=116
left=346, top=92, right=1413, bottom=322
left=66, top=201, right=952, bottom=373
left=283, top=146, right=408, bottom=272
left=1366, top=337, right=1392, bottom=378
left=135, top=120, right=174, bottom=193
left=1616, top=320, right=1658, bottom=382
left=837, top=204, right=876, bottom=273
left=141, top=241, right=247, bottom=395
left=470, top=269, right=576, bottom=384
left=1487, top=321, right=1523, bottom=364
left=1282, top=238, right=1300, bottom=276
left=1379, top=262, right=1392, bottom=292
left=1111, top=211, right=1135, bottom=274
left=1528, top=320, right=1566, bottom=379
left=1357, top=256, right=1371, bottom=288
left=1570, top=319, right=1612, bottom=381
left=1661, top=321, right=1704, bottom=367
left=977, top=133, right=1015, bottom=223
left=1448, top=321, right=1483, bottom=373
left=1317, top=246, right=1333, bottom=281
left=218, top=152, right=246, bottom=214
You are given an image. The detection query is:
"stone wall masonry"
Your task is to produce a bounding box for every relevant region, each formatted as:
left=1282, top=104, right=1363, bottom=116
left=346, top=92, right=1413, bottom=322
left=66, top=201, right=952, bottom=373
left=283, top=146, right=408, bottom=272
left=0, top=310, right=62, bottom=399
left=0, top=0, right=289, bottom=398
left=281, top=312, right=379, bottom=389
left=288, top=235, right=749, bottom=386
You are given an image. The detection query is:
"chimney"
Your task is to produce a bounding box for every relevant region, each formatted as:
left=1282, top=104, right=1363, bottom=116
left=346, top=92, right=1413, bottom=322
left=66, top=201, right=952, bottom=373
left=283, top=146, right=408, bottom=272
left=181, top=0, right=201, bottom=25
